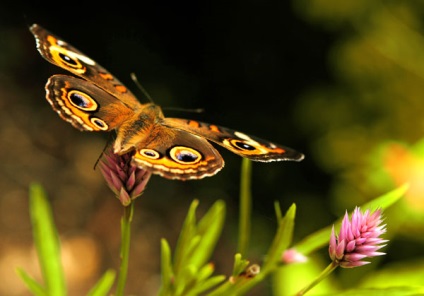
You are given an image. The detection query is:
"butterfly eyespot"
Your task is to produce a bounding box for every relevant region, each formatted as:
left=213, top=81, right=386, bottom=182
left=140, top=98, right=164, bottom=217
left=90, top=117, right=108, bottom=130
left=230, top=140, right=257, bottom=151
left=140, top=149, right=161, bottom=159
left=59, top=52, right=78, bottom=66
left=169, top=146, right=202, bottom=164
left=50, top=46, right=86, bottom=73
left=68, top=90, right=98, bottom=111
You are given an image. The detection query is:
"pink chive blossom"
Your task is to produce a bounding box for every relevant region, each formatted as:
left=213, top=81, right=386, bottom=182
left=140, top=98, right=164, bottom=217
left=99, top=148, right=152, bottom=206
left=329, top=207, right=387, bottom=268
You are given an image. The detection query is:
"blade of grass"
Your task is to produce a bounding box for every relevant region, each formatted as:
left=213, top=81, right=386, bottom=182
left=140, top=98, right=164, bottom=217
left=29, top=183, right=66, bottom=296
left=210, top=204, right=296, bottom=295
left=261, top=203, right=296, bottom=273
left=174, top=200, right=226, bottom=295
left=232, top=253, right=250, bottom=278
left=87, top=269, right=116, bottom=296
left=159, top=239, right=174, bottom=296
left=192, top=200, right=226, bottom=267
left=173, top=200, right=199, bottom=276
left=16, top=268, right=46, bottom=296
left=186, top=274, right=226, bottom=296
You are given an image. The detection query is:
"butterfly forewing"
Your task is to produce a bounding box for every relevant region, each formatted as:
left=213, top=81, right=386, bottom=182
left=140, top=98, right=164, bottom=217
left=30, top=24, right=141, bottom=108
left=164, top=118, right=305, bottom=162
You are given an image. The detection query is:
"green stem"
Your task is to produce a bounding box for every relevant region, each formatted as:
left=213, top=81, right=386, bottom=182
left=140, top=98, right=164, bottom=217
left=238, top=158, right=252, bottom=256
left=296, top=261, right=338, bottom=296
left=115, top=202, right=135, bottom=296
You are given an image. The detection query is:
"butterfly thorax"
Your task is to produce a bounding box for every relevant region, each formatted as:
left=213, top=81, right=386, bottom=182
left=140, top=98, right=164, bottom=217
left=113, top=103, right=167, bottom=154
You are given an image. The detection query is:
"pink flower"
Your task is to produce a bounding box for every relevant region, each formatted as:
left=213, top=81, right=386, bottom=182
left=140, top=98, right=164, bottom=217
left=99, top=148, right=152, bottom=206
left=282, top=248, right=308, bottom=264
left=329, top=207, right=388, bottom=268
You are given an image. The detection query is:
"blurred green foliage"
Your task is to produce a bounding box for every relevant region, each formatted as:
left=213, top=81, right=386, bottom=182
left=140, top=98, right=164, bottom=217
left=293, top=0, right=424, bottom=206
left=288, top=0, right=424, bottom=293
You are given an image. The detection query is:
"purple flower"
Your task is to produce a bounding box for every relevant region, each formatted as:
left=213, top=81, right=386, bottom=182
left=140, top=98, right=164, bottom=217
left=329, top=207, right=388, bottom=268
left=99, top=148, right=152, bottom=206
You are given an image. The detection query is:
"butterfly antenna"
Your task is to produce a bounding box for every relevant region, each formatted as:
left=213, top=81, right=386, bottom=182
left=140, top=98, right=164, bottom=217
left=162, top=106, right=205, bottom=113
left=131, top=72, right=154, bottom=103
left=131, top=73, right=204, bottom=114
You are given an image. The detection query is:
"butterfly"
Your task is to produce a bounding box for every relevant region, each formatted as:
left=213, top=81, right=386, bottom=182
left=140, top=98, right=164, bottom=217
left=30, top=24, right=304, bottom=180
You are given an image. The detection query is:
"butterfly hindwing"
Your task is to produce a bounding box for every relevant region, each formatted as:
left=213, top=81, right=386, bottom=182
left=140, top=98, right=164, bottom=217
left=132, top=127, right=224, bottom=180
left=46, top=75, right=135, bottom=131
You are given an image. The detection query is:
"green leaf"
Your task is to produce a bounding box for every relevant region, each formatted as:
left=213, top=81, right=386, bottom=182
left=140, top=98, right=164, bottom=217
left=86, top=269, right=116, bottom=296
left=174, top=200, right=225, bottom=276
left=323, top=286, right=424, bottom=296
left=29, top=183, right=66, bottom=296
left=273, top=257, right=336, bottom=296
left=159, top=239, right=174, bottom=296
left=16, top=268, right=46, bottom=296
left=232, top=253, right=250, bottom=278
left=191, top=200, right=226, bottom=267
left=210, top=204, right=297, bottom=296
left=274, top=201, right=283, bottom=221
left=196, top=263, right=216, bottom=282
left=173, top=199, right=199, bottom=276
left=159, top=199, right=226, bottom=296
left=294, top=183, right=408, bottom=255
left=262, top=203, right=296, bottom=273
left=186, top=274, right=226, bottom=296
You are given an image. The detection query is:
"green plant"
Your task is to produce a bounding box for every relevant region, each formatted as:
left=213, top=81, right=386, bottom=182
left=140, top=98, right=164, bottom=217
left=17, top=159, right=409, bottom=295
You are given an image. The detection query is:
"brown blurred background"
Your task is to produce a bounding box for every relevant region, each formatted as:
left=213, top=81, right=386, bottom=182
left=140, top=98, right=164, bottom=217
left=1, top=1, right=424, bottom=295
